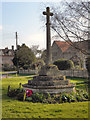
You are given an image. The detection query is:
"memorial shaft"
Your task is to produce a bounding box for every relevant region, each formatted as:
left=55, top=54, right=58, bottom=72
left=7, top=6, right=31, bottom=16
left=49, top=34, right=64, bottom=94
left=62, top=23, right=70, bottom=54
left=43, top=7, right=53, bottom=65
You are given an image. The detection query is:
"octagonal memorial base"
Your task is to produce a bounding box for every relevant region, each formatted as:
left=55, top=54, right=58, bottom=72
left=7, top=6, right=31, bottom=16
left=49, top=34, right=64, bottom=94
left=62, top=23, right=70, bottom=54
left=22, top=75, right=76, bottom=95
left=22, top=65, right=76, bottom=95
left=23, top=84, right=75, bottom=95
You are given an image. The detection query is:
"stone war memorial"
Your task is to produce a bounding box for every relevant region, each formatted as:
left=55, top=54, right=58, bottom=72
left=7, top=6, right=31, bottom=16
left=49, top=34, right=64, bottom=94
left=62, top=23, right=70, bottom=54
left=22, top=7, right=76, bottom=95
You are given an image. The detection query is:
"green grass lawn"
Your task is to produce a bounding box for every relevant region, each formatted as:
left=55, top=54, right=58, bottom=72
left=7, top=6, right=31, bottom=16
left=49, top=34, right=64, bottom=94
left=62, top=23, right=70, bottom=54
left=67, top=77, right=88, bottom=83
left=2, top=76, right=89, bottom=118
left=0, top=71, right=17, bottom=74
left=67, top=77, right=88, bottom=90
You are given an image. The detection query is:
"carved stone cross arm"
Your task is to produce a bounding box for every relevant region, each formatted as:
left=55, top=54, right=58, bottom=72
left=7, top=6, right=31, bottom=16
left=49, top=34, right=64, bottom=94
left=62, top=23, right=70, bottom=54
left=43, top=7, right=53, bottom=24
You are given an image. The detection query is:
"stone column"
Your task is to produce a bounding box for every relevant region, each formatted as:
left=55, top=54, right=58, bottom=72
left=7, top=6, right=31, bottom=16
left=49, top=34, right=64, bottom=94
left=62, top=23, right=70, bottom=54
left=43, top=7, right=53, bottom=65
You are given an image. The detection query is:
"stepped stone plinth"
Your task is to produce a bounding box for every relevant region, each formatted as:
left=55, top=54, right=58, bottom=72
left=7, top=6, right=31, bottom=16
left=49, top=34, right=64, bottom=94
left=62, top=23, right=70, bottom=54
left=22, top=65, right=76, bottom=95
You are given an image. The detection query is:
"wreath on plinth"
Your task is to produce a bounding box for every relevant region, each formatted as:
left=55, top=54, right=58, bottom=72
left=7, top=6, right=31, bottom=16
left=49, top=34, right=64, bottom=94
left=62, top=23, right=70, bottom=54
left=26, top=89, right=32, bottom=97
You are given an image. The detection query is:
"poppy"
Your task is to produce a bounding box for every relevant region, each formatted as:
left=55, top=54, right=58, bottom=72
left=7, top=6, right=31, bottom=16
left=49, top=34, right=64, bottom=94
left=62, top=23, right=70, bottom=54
left=26, top=89, right=32, bottom=97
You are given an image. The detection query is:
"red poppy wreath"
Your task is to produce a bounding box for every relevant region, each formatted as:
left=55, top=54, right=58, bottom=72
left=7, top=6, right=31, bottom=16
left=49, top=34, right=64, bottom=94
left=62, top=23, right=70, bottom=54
left=26, top=89, right=32, bottom=97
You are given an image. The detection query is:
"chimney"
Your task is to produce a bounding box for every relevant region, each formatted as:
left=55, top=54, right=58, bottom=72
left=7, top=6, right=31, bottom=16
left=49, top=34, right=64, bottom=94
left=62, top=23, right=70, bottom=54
left=12, top=45, right=14, bottom=50
left=5, top=47, right=8, bottom=51
left=5, top=47, right=8, bottom=50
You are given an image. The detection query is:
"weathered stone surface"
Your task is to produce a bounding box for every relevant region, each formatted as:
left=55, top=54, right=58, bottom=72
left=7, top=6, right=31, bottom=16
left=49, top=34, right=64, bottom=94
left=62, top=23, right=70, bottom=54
left=22, top=64, right=76, bottom=94
left=23, top=83, right=75, bottom=94
left=32, top=75, right=66, bottom=81
left=39, top=65, right=61, bottom=76
left=23, top=83, right=75, bottom=89
left=22, top=73, right=76, bottom=94
left=28, top=79, right=69, bottom=86
left=43, top=7, right=53, bottom=65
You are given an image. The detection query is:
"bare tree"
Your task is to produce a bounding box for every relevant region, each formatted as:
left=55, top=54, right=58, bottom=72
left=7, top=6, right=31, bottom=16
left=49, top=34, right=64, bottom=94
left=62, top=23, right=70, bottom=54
left=31, top=45, right=44, bottom=58
left=31, top=45, right=39, bottom=56
left=50, top=1, right=90, bottom=55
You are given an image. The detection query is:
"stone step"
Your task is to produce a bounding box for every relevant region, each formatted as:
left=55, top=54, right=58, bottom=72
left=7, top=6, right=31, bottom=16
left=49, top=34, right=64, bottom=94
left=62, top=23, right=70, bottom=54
left=32, top=75, right=66, bottom=81
left=23, top=83, right=75, bottom=89
left=28, top=79, right=70, bottom=86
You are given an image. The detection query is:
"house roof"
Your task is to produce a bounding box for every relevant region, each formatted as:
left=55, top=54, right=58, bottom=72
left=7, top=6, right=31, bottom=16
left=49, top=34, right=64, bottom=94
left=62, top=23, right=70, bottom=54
left=55, top=41, right=70, bottom=52
left=0, top=47, right=14, bottom=56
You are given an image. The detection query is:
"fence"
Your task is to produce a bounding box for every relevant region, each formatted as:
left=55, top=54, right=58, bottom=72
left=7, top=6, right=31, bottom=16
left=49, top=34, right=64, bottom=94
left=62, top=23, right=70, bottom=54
left=2, top=71, right=17, bottom=78
left=60, top=69, right=88, bottom=78
left=19, top=69, right=38, bottom=75
left=19, top=69, right=88, bottom=78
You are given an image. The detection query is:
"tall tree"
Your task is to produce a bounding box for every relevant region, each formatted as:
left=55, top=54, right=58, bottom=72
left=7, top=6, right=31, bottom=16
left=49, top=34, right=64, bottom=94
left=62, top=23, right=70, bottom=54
left=13, top=44, right=36, bottom=70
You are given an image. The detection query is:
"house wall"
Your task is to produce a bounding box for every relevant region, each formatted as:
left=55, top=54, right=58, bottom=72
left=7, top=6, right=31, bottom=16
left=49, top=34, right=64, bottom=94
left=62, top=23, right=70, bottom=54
left=52, top=41, right=87, bottom=68
left=52, top=42, right=63, bottom=62
left=0, top=46, right=14, bottom=68
left=52, top=42, right=79, bottom=62
left=2, top=55, right=14, bottom=65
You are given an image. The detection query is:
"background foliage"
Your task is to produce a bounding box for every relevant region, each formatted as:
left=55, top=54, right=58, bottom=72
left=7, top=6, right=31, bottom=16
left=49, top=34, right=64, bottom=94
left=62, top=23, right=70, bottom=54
left=13, top=44, right=36, bottom=70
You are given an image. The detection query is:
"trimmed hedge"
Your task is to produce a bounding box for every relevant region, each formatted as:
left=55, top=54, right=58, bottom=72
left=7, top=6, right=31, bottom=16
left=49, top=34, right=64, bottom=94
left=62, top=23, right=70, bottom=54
left=53, top=59, right=74, bottom=70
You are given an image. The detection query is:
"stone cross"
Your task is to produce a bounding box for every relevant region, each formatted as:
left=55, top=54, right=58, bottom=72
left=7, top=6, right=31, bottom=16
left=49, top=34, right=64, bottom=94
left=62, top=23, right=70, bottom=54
left=43, top=7, right=53, bottom=65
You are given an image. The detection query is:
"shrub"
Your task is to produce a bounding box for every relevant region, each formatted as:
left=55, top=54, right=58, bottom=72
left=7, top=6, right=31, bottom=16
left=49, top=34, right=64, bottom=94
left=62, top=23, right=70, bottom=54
left=26, top=91, right=88, bottom=103
left=7, top=89, right=18, bottom=97
left=54, top=95, right=60, bottom=103
left=75, top=65, right=81, bottom=70
left=17, top=92, right=25, bottom=101
left=62, top=95, right=67, bottom=103
left=23, top=64, right=30, bottom=70
left=7, top=83, right=23, bottom=98
left=42, top=93, right=56, bottom=104
left=63, top=93, right=72, bottom=103
left=32, top=59, right=45, bottom=70
left=60, top=95, right=63, bottom=103
left=83, top=93, right=88, bottom=99
left=7, top=86, right=88, bottom=103
left=27, top=93, right=56, bottom=104
left=59, top=92, right=77, bottom=103
left=2, top=64, right=16, bottom=71
left=43, top=97, right=56, bottom=104
left=30, top=93, right=45, bottom=103
left=53, top=59, right=74, bottom=70
left=75, top=89, right=88, bottom=102
left=7, top=88, right=24, bottom=97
